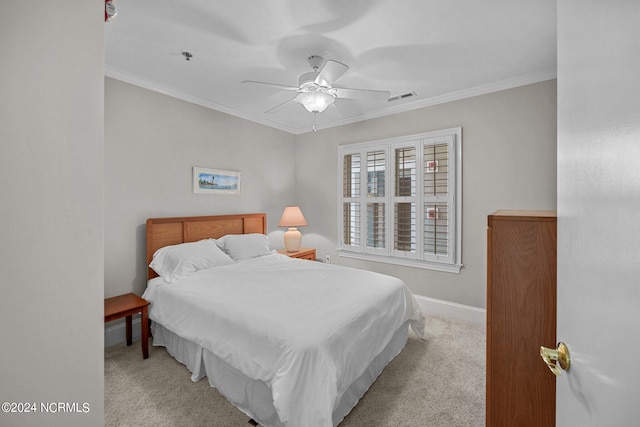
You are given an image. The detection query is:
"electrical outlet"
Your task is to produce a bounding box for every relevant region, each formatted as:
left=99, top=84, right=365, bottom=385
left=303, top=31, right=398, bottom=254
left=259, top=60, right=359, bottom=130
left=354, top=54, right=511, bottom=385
left=324, top=255, right=331, bottom=264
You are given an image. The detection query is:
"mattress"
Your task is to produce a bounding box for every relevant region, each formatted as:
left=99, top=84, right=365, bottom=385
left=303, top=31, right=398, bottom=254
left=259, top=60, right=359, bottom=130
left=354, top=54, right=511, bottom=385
left=143, top=253, right=425, bottom=427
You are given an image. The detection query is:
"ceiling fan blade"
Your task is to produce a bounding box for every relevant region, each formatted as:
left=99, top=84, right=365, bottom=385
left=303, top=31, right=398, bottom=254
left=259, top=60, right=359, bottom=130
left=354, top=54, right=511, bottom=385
left=315, top=60, right=348, bottom=86
left=334, top=87, right=391, bottom=102
left=264, top=96, right=298, bottom=114
left=242, top=80, right=299, bottom=91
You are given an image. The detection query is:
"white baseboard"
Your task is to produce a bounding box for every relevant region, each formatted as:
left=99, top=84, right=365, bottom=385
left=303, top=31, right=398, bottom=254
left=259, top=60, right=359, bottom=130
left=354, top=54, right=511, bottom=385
left=414, top=294, right=486, bottom=325
left=104, top=318, right=142, bottom=348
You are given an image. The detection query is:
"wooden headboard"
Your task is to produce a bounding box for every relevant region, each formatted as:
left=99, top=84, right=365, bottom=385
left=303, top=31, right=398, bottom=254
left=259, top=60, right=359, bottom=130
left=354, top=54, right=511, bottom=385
left=146, top=213, right=267, bottom=279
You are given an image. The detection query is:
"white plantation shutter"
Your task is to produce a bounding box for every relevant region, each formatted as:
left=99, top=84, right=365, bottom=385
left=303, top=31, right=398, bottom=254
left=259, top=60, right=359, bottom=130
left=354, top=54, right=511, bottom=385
left=366, top=203, right=385, bottom=249
left=366, top=150, right=385, bottom=197
left=366, top=150, right=386, bottom=252
left=424, top=202, right=448, bottom=255
left=342, top=153, right=361, bottom=249
left=423, top=137, right=455, bottom=264
left=338, top=128, right=461, bottom=273
left=393, top=146, right=417, bottom=256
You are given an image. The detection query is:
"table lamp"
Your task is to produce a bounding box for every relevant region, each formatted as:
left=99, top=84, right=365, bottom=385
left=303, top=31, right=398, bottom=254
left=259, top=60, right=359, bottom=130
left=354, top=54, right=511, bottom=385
left=278, top=206, right=308, bottom=252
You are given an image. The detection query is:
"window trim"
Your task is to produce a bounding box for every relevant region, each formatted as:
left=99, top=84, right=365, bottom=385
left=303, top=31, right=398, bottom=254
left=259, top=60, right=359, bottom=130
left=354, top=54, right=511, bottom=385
left=337, top=128, right=462, bottom=273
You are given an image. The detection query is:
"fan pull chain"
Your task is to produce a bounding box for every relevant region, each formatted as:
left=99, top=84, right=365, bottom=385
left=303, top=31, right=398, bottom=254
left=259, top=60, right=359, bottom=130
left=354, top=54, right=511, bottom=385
left=313, top=112, right=317, bottom=132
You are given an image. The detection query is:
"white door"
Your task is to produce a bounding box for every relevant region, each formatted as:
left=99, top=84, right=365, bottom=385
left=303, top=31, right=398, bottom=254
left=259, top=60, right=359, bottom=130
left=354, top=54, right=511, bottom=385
left=557, top=1, right=640, bottom=425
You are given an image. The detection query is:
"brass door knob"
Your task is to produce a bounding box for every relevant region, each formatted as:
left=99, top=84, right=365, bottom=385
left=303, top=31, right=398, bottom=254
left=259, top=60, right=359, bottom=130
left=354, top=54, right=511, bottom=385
left=540, top=342, right=570, bottom=376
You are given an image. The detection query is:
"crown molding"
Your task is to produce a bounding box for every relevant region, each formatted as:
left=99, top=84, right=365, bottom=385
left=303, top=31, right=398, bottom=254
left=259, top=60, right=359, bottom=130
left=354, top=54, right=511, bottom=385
left=106, top=66, right=556, bottom=136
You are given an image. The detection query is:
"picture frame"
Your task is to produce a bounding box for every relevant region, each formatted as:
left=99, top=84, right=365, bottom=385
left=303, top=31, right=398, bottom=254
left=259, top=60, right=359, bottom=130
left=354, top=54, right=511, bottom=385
left=193, top=167, right=241, bottom=195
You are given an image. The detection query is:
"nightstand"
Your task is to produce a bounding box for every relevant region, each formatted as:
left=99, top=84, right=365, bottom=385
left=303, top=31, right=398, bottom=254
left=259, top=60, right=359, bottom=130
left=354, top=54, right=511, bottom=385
left=105, top=293, right=150, bottom=359
left=277, top=247, right=316, bottom=261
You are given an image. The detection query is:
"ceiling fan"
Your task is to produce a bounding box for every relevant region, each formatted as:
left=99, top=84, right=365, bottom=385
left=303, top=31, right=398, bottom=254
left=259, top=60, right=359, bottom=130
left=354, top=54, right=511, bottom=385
left=242, top=56, right=390, bottom=130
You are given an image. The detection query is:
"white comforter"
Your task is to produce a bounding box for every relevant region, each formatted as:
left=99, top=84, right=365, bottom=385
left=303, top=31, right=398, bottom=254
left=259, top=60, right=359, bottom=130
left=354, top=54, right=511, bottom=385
left=143, top=254, right=424, bottom=427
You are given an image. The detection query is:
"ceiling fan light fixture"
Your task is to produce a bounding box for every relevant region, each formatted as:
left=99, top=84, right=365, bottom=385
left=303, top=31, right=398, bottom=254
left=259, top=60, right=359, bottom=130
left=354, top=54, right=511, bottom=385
left=296, top=91, right=335, bottom=113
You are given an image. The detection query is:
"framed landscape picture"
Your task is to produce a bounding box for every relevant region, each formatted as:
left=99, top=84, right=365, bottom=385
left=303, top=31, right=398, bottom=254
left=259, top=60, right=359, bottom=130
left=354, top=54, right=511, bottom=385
left=193, top=167, right=241, bottom=195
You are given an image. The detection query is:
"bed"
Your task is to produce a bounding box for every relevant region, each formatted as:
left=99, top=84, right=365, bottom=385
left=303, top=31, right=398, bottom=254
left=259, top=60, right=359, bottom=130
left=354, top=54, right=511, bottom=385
left=142, top=213, right=425, bottom=427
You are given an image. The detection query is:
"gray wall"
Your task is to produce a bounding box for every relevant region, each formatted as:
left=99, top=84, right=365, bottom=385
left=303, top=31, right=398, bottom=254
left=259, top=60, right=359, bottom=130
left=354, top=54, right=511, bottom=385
left=295, top=80, right=557, bottom=308
left=0, top=1, right=104, bottom=426
left=105, top=78, right=297, bottom=298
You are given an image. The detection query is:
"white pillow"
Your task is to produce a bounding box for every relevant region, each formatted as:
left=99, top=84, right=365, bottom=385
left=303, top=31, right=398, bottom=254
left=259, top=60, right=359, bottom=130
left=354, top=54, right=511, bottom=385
left=216, top=233, right=272, bottom=261
left=150, top=239, right=235, bottom=282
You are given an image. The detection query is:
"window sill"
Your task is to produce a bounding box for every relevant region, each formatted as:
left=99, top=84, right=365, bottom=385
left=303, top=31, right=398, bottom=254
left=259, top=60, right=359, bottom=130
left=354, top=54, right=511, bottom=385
left=338, top=250, right=463, bottom=273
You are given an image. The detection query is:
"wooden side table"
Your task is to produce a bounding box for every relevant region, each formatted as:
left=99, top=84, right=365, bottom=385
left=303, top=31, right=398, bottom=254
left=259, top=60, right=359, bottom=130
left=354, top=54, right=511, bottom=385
left=105, top=293, right=150, bottom=359
left=277, top=247, right=316, bottom=261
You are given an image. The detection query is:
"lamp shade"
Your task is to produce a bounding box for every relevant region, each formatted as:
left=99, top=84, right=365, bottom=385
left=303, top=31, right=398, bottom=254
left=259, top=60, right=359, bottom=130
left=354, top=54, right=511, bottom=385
left=296, top=91, right=335, bottom=113
left=278, top=206, right=308, bottom=227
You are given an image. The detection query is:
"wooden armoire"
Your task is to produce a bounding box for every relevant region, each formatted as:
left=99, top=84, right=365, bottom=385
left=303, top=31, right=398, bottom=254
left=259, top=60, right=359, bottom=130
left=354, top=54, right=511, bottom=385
left=486, top=210, right=557, bottom=426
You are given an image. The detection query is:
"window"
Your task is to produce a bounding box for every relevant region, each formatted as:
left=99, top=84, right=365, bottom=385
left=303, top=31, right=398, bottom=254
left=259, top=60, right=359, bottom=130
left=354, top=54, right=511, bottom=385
left=338, top=128, right=462, bottom=273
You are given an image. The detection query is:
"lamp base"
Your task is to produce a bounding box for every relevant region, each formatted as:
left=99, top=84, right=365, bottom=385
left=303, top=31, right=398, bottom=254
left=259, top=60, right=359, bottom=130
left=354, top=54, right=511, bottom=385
left=283, top=227, right=302, bottom=252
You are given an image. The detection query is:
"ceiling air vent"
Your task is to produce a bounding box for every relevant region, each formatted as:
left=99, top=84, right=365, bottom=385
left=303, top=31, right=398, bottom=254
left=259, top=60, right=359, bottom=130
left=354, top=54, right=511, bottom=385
left=388, top=91, right=417, bottom=102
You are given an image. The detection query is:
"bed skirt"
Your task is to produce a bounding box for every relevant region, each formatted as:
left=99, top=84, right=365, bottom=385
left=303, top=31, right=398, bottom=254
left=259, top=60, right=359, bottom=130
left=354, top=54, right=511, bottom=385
left=151, top=321, right=410, bottom=427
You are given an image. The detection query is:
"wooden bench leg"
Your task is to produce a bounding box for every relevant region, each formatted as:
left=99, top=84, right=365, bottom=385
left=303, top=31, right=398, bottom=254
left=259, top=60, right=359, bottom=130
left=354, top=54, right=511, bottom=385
left=126, top=315, right=132, bottom=346
left=141, top=306, right=149, bottom=359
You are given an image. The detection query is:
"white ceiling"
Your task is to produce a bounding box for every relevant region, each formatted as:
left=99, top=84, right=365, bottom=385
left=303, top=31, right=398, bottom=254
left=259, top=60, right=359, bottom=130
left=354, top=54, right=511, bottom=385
left=105, top=0, right=557, bottom=135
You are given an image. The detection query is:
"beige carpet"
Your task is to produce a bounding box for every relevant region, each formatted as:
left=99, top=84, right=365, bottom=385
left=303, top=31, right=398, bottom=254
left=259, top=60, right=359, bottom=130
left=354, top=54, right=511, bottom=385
left=105, top=314, right=485, bottom=426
